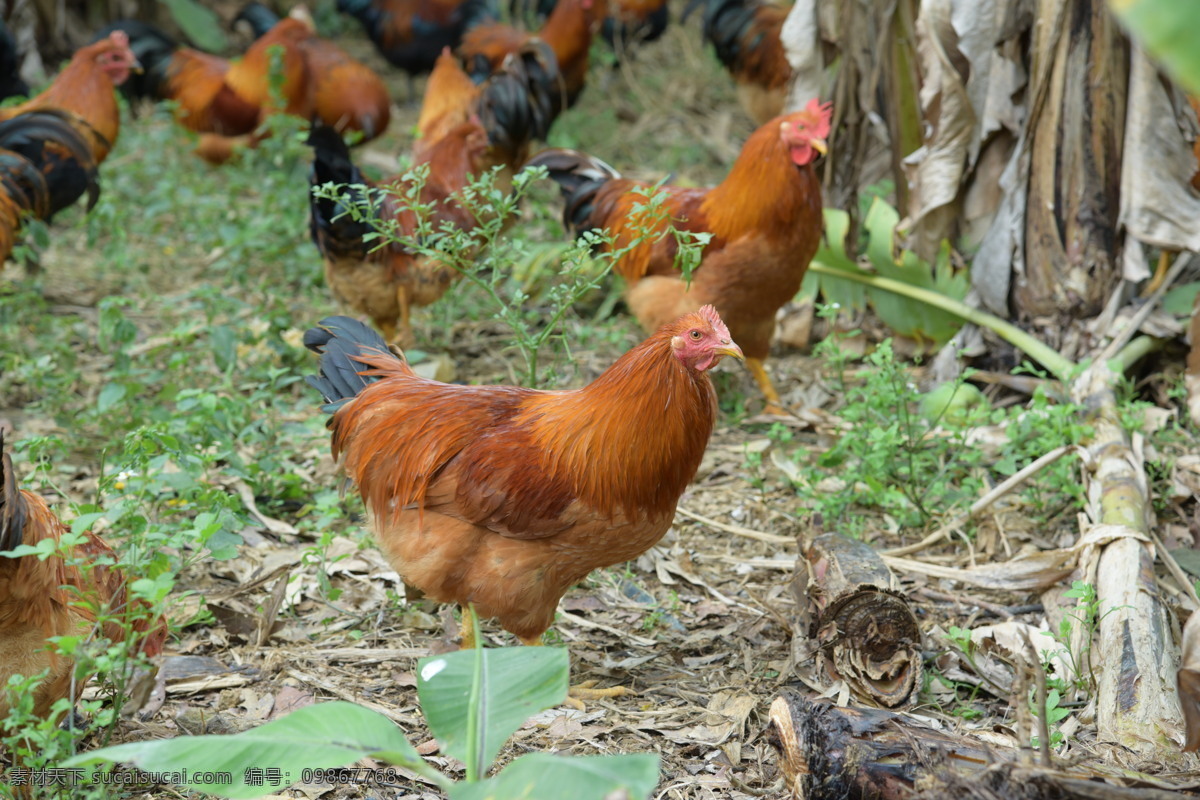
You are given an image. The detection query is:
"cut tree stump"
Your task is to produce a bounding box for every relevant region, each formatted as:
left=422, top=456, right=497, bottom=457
left=793, top=532, right=922, bottom=707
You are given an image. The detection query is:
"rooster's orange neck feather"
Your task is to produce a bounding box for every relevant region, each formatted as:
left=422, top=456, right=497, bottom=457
left=524, top=329, right=717, bottom=522
left=702, top=124, right=821, bottom=242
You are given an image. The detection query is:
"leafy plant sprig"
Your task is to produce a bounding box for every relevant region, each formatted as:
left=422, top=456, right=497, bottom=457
left=311, top=165, right=709, bottom=387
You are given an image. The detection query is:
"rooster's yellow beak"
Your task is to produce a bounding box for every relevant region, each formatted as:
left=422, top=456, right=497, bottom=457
left=716, top=342, right=744, bottom=361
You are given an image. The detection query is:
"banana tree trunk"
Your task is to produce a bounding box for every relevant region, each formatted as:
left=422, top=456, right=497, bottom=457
left=783, top=0, right=1132, bottom=325
left=1018, top=0, right=1128, bottom=320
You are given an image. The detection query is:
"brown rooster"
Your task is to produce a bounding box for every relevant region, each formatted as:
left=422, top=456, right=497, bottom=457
left=99, top=16, right=316, bottom=164
left=304, top=309, right=740, bottom=696
left=0, top=434, right=167, bottom=721
left=459, top=0, right=608, bottom=110
left=0, top=109, right=105, bottom=265
left=0, top=31, right=140, bottom=165
left=308, top=46, right=556, bottom=345
left=235, top=3, right=391, bottom=142
left=529, top=98, right=831, bottom=414
left=683, top=0, right=791, bottom=125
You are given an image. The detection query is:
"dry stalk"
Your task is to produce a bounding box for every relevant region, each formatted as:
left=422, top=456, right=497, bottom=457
left=1071, top=361, right=1182, bottom=757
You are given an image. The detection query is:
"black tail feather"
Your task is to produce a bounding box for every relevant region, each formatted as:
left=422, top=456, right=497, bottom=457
left=306, top=125, right=379, bottom=260
left=0, top=109, right=103, bottom=220
left=304, top=315, right=397, bottom=413
left=477, top=40, right=561, bottom=154
left=686, top=0, right=761, bottom=70
left=524, top=147, right=619, bottom=233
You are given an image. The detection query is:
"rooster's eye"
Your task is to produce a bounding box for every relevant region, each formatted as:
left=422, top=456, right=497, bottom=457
left=690, top=330, right=702, bottom=340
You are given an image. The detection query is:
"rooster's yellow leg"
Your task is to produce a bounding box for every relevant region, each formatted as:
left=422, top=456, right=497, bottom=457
left=746, top=357, right=787, bottom=415
left=458, top=605, right=477, bottom=651
left=396, top=286, right=414, bottom=348
left=519, top=634, right=630, bottom=709
left=378, top=319, right=397, bottom=345
left=1142, top=250, right=1174, bottom=297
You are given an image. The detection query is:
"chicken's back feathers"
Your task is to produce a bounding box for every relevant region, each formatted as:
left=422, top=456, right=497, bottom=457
left=0, top=433, right=167, bottom=719
left=306, top=48, right=391, bottom=140
left=306, top=310, right=718, bottom=533
left=222, top=17, right=313, bottom=117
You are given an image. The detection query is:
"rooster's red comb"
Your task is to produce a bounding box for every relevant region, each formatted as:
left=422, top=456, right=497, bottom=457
left=697, top=305, right=731, bottom=339
left=799, top=98, right=833, bottom=139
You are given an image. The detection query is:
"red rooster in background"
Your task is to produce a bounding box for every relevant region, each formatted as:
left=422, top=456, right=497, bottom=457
left=529, top=99, right=831, bottom=414
left=234, top=3, right=391, bottom=142
left=0, top=434, right=168, bottom=720
left=304, top=308, right=740, bottom=698
left=98, top=16, right=318, bottom=164
left=0, top=31, right=140, bottom=165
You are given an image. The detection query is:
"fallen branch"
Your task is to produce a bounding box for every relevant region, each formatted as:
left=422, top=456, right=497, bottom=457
left=767, top=690, right=1196, bottom=800
left=1072, top=362, right=1183, bottom=758
left=674, top=506, right=793, bottom=544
